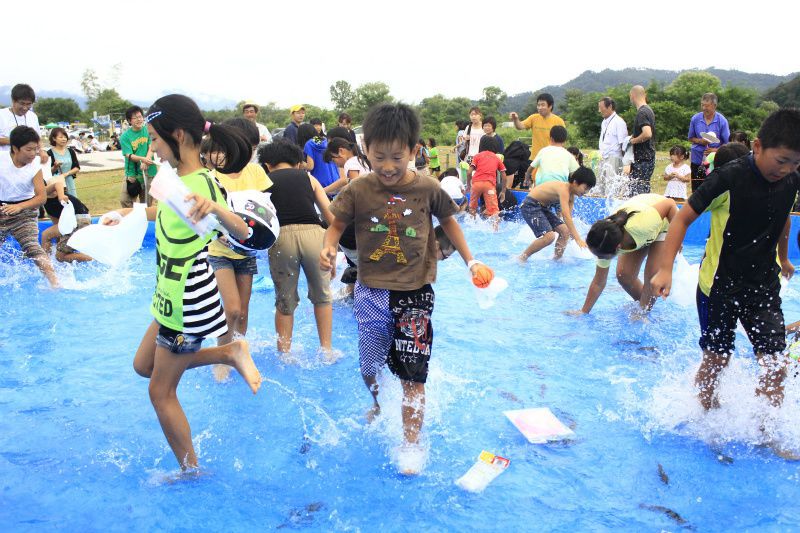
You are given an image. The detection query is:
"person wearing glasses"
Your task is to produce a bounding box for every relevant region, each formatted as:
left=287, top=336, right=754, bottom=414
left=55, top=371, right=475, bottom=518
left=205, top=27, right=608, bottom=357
left=119, top=105, right=157, bottom=207
left=0, top=84, right=48, bottom=164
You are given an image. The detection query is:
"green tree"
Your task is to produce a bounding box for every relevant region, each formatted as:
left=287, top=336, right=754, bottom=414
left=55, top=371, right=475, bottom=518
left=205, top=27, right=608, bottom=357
left=329, top=80, right=355, bottom=113
left=562, top=89, right=603, bottom=146
left=35, top=97, right=82, bottom=124
left=664, top=71, right=722, bottom=109
left=351, top=82, right=394, bottom=122
left=478, top=86, right=507, bottom=117
left=648, top=100, right=693, bottom=150
left=417, top=94, right=473, bottom=145
left=85, top=89, right=133, bottom=120
left=80, top=69, right=100, bottom=101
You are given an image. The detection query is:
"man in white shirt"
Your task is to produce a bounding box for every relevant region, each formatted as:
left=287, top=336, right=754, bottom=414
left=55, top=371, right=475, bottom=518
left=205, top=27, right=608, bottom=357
left=0, top=84, right=47, bottom=163
left=242, top=101, right=272, bottom=144
left=596, top=96, right=627, bottom=196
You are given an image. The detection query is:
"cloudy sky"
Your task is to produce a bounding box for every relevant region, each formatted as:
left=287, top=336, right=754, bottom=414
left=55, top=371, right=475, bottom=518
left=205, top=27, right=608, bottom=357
left=4, top=0, right=795, bottom=109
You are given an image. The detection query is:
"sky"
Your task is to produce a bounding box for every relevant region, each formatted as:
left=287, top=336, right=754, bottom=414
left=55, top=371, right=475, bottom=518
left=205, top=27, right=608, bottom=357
left=3, top=0, right=796, bottom=110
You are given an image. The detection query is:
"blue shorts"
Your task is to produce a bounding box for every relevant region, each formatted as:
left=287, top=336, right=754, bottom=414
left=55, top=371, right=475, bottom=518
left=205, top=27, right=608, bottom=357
left=697, top=285, right=786, bottom=355
left=521, top=197, right=563, bottom=238
left=353, top=282, right=434, bottom=384
left=155, top=325, right=205, bottom=354
left=208, top=254, right=258, bottom=275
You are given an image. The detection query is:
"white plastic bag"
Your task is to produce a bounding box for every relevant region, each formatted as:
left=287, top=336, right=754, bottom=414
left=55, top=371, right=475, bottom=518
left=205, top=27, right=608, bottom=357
left=670, top=253, right=699, bottom=308
left=455, top=451, right=510, bottom=493
left=67, top=203, right=148, bottom=266
left=474, top=277, right=509, bottom=309
left=57, top=201, right=77, bottom=234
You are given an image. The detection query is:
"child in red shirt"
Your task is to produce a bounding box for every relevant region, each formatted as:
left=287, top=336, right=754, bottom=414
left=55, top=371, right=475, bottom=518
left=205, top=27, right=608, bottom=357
left=467, top=136, right=508, bottom=227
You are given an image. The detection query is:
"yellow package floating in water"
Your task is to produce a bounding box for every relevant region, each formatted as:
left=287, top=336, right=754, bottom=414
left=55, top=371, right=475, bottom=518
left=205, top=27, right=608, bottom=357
left=455, top=451, right=510, bottom=493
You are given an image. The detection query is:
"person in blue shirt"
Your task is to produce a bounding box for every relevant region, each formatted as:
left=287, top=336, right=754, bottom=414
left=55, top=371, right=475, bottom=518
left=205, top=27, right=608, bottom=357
left=298, top=123, right=339, bottom=189
left=687, top=92, right=730, bottom=193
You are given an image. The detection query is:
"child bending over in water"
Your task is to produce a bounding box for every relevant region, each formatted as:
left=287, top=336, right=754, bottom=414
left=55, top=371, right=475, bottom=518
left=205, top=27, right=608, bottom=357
left=519, top=166, right=595, bottom=260
left=105, top=94, right=262, bottom=472
left=319, top=103, right=494, bottom=475
left=571, top=193, right=677, bottom=315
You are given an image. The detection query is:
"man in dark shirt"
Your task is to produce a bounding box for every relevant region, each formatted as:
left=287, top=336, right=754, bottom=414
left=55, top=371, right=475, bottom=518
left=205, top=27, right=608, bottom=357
left=651, top=110, right=800, bottom=422
left=628, top=85, right=656, bottom=196
left=283, top=104, right=305, bottom=145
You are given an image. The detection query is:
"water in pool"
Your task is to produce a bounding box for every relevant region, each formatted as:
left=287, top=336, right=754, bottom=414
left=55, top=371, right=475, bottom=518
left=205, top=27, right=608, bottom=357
left=1, top=215, right=799, bottom=531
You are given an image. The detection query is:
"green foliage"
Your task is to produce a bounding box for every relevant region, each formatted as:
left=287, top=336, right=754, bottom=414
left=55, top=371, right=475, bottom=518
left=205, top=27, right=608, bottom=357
left=329, top=81, right=354, bottom=112
left=478, top=86, right=507, bottom=118
left=649, top=100, right=693, bottom=149
left=85, top=89, right=133, bottom=121
left=664, top=71, right=722, bottom=108
left=763, top=75, right=800, bottom=108
left=35, top=97, right=82, bottom=124
left=80, top=69, right=100, bottom=101
left=350, top=82, right=394, bottom=122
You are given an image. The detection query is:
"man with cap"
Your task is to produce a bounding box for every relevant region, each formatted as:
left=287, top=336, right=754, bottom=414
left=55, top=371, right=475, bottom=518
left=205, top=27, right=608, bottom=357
left=284, top=104, right=306, bottom=145
left=242, top=101, right=272, bottom=144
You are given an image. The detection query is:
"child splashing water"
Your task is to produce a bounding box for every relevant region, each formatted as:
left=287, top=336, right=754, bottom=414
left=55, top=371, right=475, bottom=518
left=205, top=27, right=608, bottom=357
left=571, top=193, right=677, bottom=315
left=105, top=94, right=262, bottom=472
left=319, top=104, right=494, bottom=475
left=651, top=110, right=800, bottom=457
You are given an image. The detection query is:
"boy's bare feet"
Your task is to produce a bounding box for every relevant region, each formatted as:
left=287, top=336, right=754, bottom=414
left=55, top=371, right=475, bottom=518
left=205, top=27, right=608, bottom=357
left=229, top=340, right=261, bottom=394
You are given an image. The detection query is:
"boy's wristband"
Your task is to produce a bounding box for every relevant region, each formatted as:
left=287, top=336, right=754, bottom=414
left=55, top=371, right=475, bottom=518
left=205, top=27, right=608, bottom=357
left=467, top=259, right=483, bottom=269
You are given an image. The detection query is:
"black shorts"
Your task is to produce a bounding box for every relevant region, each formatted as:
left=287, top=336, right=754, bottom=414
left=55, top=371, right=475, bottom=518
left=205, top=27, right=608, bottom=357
left=697, top=285, right=786, bottom=355
left=354, top=283, right=434, bottom=383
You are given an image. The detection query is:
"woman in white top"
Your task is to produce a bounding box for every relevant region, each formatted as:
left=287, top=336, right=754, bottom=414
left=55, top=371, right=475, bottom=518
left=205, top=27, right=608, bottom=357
left=0, top=126, right=58, bottom=287
left=465, top=106, right=485, bottom=161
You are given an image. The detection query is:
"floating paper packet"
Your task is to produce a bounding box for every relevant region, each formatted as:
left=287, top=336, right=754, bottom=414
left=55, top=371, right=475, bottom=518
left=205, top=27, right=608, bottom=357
left=455, top=450, right=510, bottom=493
left=503, top=407, right=574, bottom=444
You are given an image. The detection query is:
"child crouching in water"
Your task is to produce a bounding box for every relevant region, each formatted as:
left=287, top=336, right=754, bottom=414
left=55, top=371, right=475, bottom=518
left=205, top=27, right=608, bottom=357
left=105, top=94, right=262, bottom=472
left=519, top=166, right=595, bottom=260
left=319, top=103, right=494, bottom=475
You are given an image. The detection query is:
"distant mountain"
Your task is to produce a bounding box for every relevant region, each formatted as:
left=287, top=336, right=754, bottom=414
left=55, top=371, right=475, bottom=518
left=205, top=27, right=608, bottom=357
left=0, top=85, right=236, bottom=111
left=763, top=75, right=800, bottom=108
left=502, top=68, right=799, bottom=113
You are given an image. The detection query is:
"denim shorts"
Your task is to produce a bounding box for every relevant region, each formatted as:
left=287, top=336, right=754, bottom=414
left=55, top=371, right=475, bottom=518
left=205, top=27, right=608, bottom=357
left=208, top=254, right=258, bottom=275
left=155, top=325, right=204, bottom=354
left=520, top=197, right=563, bottom=237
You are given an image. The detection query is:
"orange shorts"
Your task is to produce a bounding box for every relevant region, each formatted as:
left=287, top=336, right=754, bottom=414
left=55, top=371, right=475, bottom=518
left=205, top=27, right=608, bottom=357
left=469, top=181, right=499, bottom=215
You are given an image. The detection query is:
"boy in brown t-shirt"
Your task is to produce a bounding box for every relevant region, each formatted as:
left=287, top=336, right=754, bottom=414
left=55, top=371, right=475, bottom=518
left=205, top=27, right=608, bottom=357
left=320, top=104, right=494, bottom=475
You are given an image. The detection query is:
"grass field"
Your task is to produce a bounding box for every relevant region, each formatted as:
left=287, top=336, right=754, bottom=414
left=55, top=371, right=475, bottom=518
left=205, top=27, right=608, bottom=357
left=71, top=150, right=673, bottom=215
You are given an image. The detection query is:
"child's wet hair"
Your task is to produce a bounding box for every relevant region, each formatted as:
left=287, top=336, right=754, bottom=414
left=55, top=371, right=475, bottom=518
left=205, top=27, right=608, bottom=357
left=669, top=145, right=688, bottom=159
left=757, top=109, right=800, bottom=151
left=439, top=167, right=458, bottom=180
left=223, top=117, right=260, bottom=147
left=714, top=142, right=750, bottom=168
left=478, top=135, right=499, bottom=153
left=258, top=138, right=305, bottom=167
left=323, top=136, right=371, bottom=170
left=362, top=103, right=420, bottom=152
left=146, top=94, right=250, bottom=174
left=9, top=125, right=39, bottom=151
left=296, top=123, right=318, bottom=147
left=586, top=209, right=638, bottom=257
left=326, top=127, right=351, bottom=141
left=569, top=166, right=596, bottom=188
left=549, top=125, right=568, bottom=144
left=729, top=130, right=750, bottom=149
left=567, top=146, right=584, bottom=166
